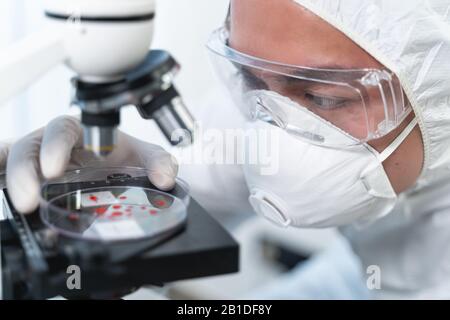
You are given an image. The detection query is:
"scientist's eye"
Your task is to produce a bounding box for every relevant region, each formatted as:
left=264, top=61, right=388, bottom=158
left=304, top=93, right=349, bottom=110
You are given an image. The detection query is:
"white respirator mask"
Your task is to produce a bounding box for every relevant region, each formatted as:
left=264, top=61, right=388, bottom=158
left=243, top=94, right=418, bottom=228
left=207, top=26, right=419, bottom=228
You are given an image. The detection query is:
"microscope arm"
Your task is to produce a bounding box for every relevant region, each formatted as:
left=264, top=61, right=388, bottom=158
left=0, top=28, right=67, bottom=106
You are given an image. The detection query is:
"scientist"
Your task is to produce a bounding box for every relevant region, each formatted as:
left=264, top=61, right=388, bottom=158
left=2, top=0, right=450, bottom=299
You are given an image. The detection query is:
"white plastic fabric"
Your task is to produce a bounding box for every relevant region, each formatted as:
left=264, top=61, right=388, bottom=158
left=245, top=237, right=371, bottom=300
left=293, top=0, right=450, bottom=299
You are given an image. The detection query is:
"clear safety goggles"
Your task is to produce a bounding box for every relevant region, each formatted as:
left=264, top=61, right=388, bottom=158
left=206, top=27, right=411, bottom=147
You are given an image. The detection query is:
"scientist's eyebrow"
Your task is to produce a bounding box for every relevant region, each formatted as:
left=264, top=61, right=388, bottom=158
left=292, top=66, right=371, bottom=84
left=295, top=62, right=370, bottom=72
left=238, top=64, right=350, bottom=84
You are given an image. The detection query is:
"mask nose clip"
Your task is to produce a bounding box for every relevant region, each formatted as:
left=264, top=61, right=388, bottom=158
left=247, top=92, right=285, bottom=128
left=249, top=190, right=291, bottom=228
left=252, top=96, right=275, bottom=122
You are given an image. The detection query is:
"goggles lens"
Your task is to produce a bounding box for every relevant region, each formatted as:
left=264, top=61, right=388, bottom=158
left=207, top=27, right=410, bottom=147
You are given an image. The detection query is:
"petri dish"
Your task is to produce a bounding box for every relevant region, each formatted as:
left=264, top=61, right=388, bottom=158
left=39, top=167, right=189, bottom=242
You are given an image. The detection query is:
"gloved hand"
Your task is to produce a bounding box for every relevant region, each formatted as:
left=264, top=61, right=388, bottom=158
left=4, top=116, right=178, bottom=214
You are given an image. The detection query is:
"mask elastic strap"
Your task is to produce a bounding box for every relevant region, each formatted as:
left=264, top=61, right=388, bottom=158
left=378, top=117, right=418, bottom=163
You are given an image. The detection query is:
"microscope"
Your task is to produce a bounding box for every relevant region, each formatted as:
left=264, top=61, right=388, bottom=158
left=0, top=0, right=195, bottom=157
left=0, top=0, right=239, bottom=300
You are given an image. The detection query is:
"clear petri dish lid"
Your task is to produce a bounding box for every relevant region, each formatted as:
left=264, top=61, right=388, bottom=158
left=40, top=166, right=189, bottom=243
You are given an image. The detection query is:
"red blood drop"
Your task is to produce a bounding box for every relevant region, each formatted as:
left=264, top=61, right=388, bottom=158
left=149, top=210, right=158, bottom=215
left=141, top=206, right=147, bottom=210
left=155, top=200, right=166, bottom=207
left=89, top=195, right=98, bottom=202
left=112, top=205, right=122, bottom=209
left=68, top=213, right=79, bottom=221
left=95, top=207, right=107, bottom=215
left=111, top=211, right=123, bottom=217
left=119, top=196, right=127, bottom=200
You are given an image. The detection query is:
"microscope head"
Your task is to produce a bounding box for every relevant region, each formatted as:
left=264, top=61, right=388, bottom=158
left=43, top=0, right=194, bottom=157
left=44, top=0, right=156, bottom=83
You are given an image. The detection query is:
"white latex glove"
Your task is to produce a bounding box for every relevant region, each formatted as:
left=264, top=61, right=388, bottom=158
left=5, top=116, right=178, bottom=214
